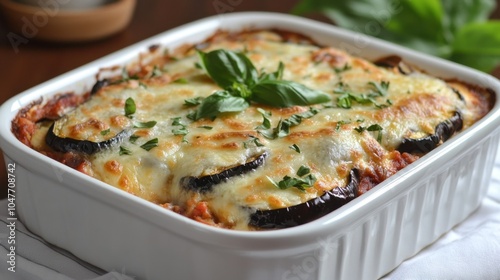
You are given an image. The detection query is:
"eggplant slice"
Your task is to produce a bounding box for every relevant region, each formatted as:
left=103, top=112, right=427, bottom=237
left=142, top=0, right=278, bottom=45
left=374, top=55, right=413, bottom=75
left=46, top=123, right=129, bottom=154
left=90, top=79, right=109, bottom=95
left=249, top=168, right=360, bottom=229
left=181, top=152, right=268, bottom=193
left=397, top=111, right=463, bottom=154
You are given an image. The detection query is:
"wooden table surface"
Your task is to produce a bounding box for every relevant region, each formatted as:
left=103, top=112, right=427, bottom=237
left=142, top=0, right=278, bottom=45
left=0, top=0, right=499, bottom=198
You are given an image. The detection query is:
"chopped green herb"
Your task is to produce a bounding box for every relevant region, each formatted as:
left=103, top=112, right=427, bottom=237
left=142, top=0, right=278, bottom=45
left=289, top=144, right=301, bottom=153
left=256, top=108, right=272, bottom=130
left=124, top=97, right=136, bottom=117
left=243, top=135, right=264, bottom=149
left=133, top=120, right=157, bottom=128
left=198, top=125, right=213, bottom=130
left=100, top=129, right=110, bottom=136
left=172, top=127, right=189, bottom=135
left=140, top=138, right=159, bottom=151
left=334, top=64, right=352, bottom=74
left=268, top=165, right=316, bottom=192
left=171, top=117, right=189, bottom=137
left=152, top=65, right=163, bottom=77
left=355, top=124, right=383, bottom=142
left=184, top=97, right=203, bottom=106
left=258, top=107, right=319, bottom=139
left=129, top=134, right=140, bottom=144
left=335, top=120, right=351, bottom=131
left=368, top=80, right=390, bottom=96
left=119, top=146, right=132, bottom=156
left=171, top=117, right=183, bottom=126
left=173, top=78, right=188, bottom=84
left=296, top=165, right=311, bottom=177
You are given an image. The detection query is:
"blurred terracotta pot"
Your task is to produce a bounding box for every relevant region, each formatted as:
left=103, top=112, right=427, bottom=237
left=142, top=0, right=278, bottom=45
left=0, top=0, right=136, bottom=42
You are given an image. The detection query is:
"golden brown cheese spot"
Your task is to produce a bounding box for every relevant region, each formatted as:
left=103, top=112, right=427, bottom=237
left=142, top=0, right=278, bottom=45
left=336, top=163, right=351, bottom=178
left=118, top=174, right=130, bottom=191
left=220, top=142, right=241, bottom=150
left=361, top=136, right=386, bottom=163
left=288, top=56, right=311, bottom=76
left=69, top=119, right=107, bottom=139
left=223, top=117, right=253, bottom=130
left=104, top=160, right=123, bottom=175
left=375, top=93, right=451, bottom=122
left=110, top=115, right=129, bottom=127
left=111, top=98, right=124, bottom=107
left=270, top=105, right=308, bottom=116
left=268, top=195, right=286, bottom=208
left=351, top=58, right=382, bottom=73
left=311, top=47, right=350, bottom=67
left=313, top=72, right=334, bottom=82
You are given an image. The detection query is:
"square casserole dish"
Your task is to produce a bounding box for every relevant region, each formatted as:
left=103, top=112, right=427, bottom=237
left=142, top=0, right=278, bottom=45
left=1, top=12, right=500, bottom=280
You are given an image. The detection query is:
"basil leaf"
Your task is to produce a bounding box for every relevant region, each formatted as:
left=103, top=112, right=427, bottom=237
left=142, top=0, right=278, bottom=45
left=124, top=97, right=136, bottom=117
left=385, top=0, right=446, bottom=44
left=292, top=0, right=499, bottom=72
left=252, top=80, right=331, bottom=107
left=256, top=108, right=272, bottom=130
left=292, top=0, right=395, bottom=37
left=192, top=91, right=249, bottom=121
left=133, top=120, right=157, bottom=128
left=197, top=50, right=259, bottom=89
left=259, top=61, right=285, bottom=82
left=140, top=138, right=159, bottom=151
left=441, top=0, right=496, bottom=39
left=450, top=21, right=500, bottom=72
left=184, top=97, right=203, bottom=106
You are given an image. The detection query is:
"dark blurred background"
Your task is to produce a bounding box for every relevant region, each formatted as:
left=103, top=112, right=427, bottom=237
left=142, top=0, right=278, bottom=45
left=1, top=0, right=499, bottom=198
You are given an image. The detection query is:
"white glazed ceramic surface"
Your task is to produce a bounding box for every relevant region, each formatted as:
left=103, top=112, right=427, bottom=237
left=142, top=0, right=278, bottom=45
left=1, top=13, right=499, bottom=280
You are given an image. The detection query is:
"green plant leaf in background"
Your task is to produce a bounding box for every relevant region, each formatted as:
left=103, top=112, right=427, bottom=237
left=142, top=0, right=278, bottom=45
left=450, top=21, right=500, bottom=72
left=292, top=0, right=499, bottom=73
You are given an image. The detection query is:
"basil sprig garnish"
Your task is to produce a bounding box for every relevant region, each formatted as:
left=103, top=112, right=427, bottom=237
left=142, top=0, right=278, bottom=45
left=191, top=49, right=331, bottom=120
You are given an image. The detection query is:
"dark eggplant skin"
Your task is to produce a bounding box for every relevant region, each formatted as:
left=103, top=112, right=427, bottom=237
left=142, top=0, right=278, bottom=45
left=180, top=152, right=268, bottom=193
left=374, top=55, right=413, bottom=75
left=249, top=168, right=360, bottom=229
left=90, top=79, right=109, bottom=95
left=450, top=87, right=465, bottom=102
left=45, top=123, right=129, bottom=154
left=397, top=111, right=463, bottom=154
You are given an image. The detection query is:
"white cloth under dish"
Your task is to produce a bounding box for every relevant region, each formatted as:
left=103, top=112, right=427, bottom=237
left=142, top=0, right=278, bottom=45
left=1, top=142, right=500, bottom=280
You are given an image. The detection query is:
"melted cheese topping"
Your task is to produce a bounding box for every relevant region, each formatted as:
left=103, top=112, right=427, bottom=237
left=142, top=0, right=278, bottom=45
left=30, top=30, right=488, bottom=230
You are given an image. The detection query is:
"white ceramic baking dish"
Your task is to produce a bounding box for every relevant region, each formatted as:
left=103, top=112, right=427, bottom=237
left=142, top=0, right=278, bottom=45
left=1, top=12, right=499, bottom=280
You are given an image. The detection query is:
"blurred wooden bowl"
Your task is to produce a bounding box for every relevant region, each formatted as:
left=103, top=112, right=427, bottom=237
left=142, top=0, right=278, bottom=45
left=0, top=0, right=136, bottom=42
